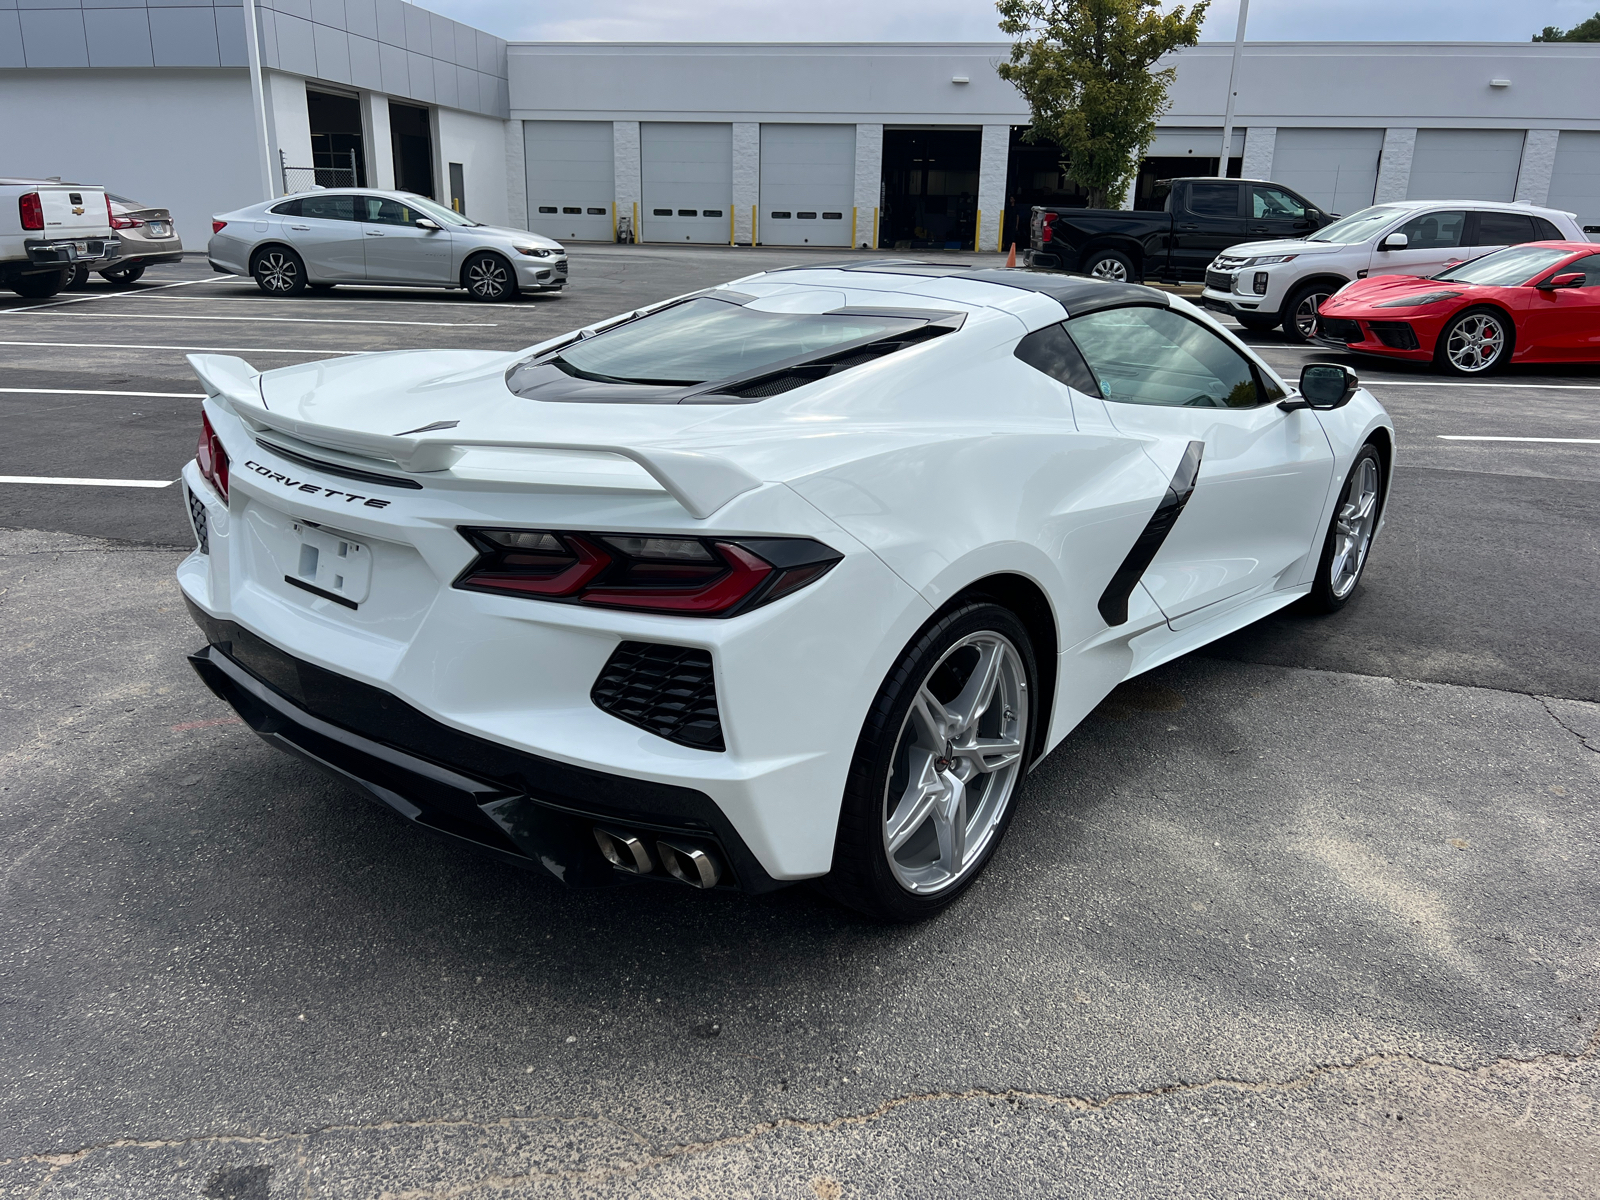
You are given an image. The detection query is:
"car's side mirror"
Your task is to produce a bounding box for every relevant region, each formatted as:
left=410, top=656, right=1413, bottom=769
left=415, top=218, right=440, bottom=231
left=1378, top=232, right=1408, bottom=251
left=1287, top=363, right=1360, bottom=411
left=1537, top=272, right=1584, bottom=290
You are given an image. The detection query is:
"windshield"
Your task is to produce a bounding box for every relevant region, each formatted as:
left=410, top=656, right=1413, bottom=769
left=1433, top=245, right=1573, bottom=286
left=550, top=297, right=920, bottom=386
left=1308, top=206, right=1406, bottom=244
left=399, top=194, right=480, bottom=227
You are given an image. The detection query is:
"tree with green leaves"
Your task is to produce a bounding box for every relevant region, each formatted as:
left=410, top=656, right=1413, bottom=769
left=1533, top=11, right=1600, bottom=40
left=997, top=0, right=1209, bottom=210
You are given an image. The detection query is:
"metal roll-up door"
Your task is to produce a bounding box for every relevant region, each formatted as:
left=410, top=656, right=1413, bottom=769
left=1407, top=129, right=1525, bottom=202
left=525, top=121, right=615, bottom=242
left=1270, top=128, right=1382, bottom=216
left=640, top=123, right=732, bottom=244
left=1545, top=131, right=1600, bottom=231
left=759, top=124, right=856, bottom=247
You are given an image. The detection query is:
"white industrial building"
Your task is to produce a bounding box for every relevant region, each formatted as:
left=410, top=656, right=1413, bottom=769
left=3, top=1, right=1598, bottom=250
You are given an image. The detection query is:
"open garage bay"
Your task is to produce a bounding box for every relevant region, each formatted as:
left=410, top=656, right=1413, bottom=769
left=1, top=251, right=1597, bottom=1197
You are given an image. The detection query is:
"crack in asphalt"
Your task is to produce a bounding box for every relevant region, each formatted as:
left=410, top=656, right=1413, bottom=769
left=8, top=1029, right=1597, bottom=1198
left=1538, top=695, right=1600, bottom=754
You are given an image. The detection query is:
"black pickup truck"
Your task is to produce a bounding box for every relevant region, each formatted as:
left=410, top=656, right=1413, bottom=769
left=1028, top=177, right=1335, bottom=283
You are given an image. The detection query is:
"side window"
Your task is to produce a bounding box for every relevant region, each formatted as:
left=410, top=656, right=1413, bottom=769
left=1063, top=306, right=1272, bottom=409
left=1472, top=211, right=1536, bottom=246
left=362, top=197, right=421, bottom=226
left=1563, top=254, right=1600, bottom=286
left=1014, top=323, right=1101, bottom=396
left=300, top=194, right=357, bottom=222
left=1532, top=216, right=1565, bottom=240
left=1187, top=183, right=1240, bottom=218
left=270, top=198, right=302, bottom=217
left=1252, top=186, right=1307, bottom=220
left=1395, top=210, right=1465, bottom=249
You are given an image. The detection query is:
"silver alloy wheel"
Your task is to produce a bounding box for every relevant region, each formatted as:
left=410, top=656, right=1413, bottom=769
left=1329, top=456, right=1381, bottom=599
left=1444, top=311, right=1506, bottom=373
left=466, top=255, right=510, bottom=299
left=256, top=251, right=298, bottom=292
left=1294, top=289, right=1332, bottom=339
left=882, top=632, right=1028, bottom=894
left=1090, top=256, right=1129, bottom=282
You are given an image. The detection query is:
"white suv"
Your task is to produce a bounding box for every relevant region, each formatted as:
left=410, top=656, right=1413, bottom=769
left=1200, top=200, right=1587, bottom=343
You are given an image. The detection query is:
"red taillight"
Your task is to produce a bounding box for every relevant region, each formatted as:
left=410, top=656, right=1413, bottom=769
left=212, top=220, right=228, bottom=234
left=196, top=411, right=229, bottom=500
left=1040, top=211, right=1057, bottom=245
left=111, top=214, right=144, bottom=230
left=454, top=530, right=840, bottom=618
left=19, top=192, right=43, bottom=231
left=105, top=192, right=113, bottom=226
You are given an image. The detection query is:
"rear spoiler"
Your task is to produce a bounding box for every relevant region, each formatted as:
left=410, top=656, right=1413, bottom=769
left=188, top=353, right=763, bottom=520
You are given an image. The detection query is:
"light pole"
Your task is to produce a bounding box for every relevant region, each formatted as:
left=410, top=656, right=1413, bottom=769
left=242, top=0, right=276, bottom=199
left=1218, top=0, right=1250, bottom=177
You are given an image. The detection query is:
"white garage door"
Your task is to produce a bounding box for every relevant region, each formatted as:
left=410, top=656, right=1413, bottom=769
left=1545, top=130, right=1600, bottom=231
left=641, top=123, right=732, bottom=245
left=524, top=121, right=614, bottom=242
left=1270, top=128, right=1382, bottom=217
left=759, top=124, right=856, bottom=247
left=1407, top=129, right=1525, bottom=202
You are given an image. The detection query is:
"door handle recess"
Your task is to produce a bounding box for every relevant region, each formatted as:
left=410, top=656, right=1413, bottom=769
left=365, top=230, right=384, bottom=236
left=289, top=224, right=310, bottom=230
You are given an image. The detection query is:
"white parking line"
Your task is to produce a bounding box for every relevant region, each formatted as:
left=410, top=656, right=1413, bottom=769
left=34, top=311, right=498, bottom=328
left=0, top=387, right=204, bottom=398
left=0, top=276, right=235, bottom=313
left=0, top=339, right=361, bottom=355
left=0, top=475, right=177, bottom=487
left=1437, top=435, right=1600, bottom=444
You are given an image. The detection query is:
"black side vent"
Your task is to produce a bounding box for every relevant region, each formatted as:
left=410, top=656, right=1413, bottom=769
left=591, top=642, right=724, bottom=751
left=1317, top=317, right=1362, bottom=344
left=704, top=324, right=955, bottom=401
left=1368, top=321, right=1420, bottom=351
left=186, top=486, right=209, bottom=554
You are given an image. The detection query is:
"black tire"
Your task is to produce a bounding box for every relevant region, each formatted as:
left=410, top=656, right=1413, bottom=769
left=1236, top=313, right=1280, bottom=332
left=821, top=602, right=1037, bottom=922
left=99, top=263, right=145, bottom=286
left=251, top=246, right=307, bottom=295
left=462, top=251, right=517, bottom=301
left=66, top=263, right=91, bottom=290
left=1281, top=281, right=1338, bottom=344
left=10, top=270, right=68, bottom=299
left=1304, top=444, right=1384, bottom=614
left=1434, top=306, right=1513, bottom=376
left=1081, top=248, right=1138, bottom=284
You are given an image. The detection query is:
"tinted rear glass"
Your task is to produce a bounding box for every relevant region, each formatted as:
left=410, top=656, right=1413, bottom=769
left=551, top=297, right=919, bottom=386
left=1473, top=211, right=1537, bottom=246
left=1187, top=183, right=1239, bottom=218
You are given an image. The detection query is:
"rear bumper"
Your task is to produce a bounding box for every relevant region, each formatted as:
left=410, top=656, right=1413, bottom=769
left=24, top=236, right=114, bottom=265
left=185, top=602, right=785, bottom=893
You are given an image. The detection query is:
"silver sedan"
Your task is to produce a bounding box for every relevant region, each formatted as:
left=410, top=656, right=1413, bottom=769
left=207, top=189, right=567, bottom=301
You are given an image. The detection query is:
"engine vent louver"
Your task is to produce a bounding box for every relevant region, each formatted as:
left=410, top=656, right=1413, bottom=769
left=186, top=486, right=209, bottom=554
left=591, top=642, right=724, bottom=751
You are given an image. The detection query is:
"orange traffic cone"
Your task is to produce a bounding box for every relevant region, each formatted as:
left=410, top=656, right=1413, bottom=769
left=1005, top=242, right=1017, bottom=268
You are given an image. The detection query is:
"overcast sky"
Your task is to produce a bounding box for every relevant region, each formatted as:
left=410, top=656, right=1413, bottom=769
left=416, top=0, right=1597, bottom=44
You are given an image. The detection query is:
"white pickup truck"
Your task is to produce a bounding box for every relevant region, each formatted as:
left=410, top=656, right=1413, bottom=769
left=1, top=177, right=116, bottom=299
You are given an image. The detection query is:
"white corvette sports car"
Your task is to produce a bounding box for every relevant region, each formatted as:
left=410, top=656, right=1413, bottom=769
left=178, top=262, right=1393, bottom=920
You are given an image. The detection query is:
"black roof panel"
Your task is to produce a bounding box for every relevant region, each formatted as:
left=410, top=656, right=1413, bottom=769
left=768, top=260, right=1169, bottom=317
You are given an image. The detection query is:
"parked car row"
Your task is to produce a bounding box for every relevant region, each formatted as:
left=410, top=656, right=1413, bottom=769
left=206, top=189, right=569, bottom=301
left=1, top=177, right=182, bottom=298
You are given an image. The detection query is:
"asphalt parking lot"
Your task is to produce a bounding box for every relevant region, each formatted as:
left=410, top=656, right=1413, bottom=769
left=2, top=248, right=1598, bottom=1198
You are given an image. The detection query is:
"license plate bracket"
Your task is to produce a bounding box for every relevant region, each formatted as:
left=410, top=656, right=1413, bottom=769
left=286, top=522, right=372, bottom=607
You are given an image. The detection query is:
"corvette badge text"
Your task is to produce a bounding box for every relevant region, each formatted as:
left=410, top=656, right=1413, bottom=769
left=243, top=460, right=392, bottom=508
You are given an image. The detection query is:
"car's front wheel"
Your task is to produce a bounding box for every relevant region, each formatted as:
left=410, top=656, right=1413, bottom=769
left=1304, top=444, right=1384, bottom=613
left=823, top=603, right=1035, bottom=922
left=252, top=247, right=307, bottom=295
left=1436, top=307, right=1511, bottom=375
left=1282, top=282, right=1335, bottom=344
left=462, top=251, right=517, bottom=301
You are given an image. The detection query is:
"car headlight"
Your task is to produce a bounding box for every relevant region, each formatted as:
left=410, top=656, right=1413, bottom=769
left=516, top=246, right=554, bottom=258
left=1375, top=290, right=1462, bottom=308
left=1239, top=255, right=1297, bottom=267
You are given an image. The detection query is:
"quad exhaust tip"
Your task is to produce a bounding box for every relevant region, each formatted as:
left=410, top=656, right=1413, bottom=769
left=591, top=827, right=723, bottom=889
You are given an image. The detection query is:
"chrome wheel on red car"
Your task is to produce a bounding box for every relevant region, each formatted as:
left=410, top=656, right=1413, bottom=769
left=1438, top=308, right=1510, bottom=375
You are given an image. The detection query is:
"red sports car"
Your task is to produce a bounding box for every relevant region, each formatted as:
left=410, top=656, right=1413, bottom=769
left=1314, top=241, right=1600, bottom=374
